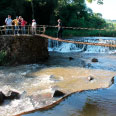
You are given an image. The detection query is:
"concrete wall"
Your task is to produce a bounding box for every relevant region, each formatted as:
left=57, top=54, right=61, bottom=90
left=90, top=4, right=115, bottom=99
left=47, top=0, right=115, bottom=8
left=0, top=35, right=49, bottom=64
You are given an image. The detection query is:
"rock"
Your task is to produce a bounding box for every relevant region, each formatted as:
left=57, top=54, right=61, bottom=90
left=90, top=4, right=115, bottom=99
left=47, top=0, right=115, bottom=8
left=69, top=57, right=74, bottom=60
left=0, top=92, right=5, bottom=104
left=91, top=58, right=98, bottom=62
left=86, top=63, right=91, bottom=68
left=111, top=77, right=114, bottom=84
left=53, top=90, right=65, bottom=97
left=49, top=75, right=54, bottom=78
left=5, top=91, right=20, bottom=100
left=88, top=76, right=94, bottom=81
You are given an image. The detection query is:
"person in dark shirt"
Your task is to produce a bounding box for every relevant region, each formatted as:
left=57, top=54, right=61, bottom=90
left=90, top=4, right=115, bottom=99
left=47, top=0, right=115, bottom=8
left=57, top=19, right=63, bottom=38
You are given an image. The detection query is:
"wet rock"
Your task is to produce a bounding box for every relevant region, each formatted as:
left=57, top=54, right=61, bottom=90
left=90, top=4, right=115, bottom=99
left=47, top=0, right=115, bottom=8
left=0, top=92, right=5, bottom=104
left=86, top=63, right=91, bottom=68
left=5, top=91, right=20, bottom=100
left=111, top=77, right=115, bottom=84
left=88, top=76, right=94, bottom=81
left=69, top=57, right=74, bottom=60
left=91, top=58, right=98, bottom=62
left=49, top=75, right=54, bottom=78
left=53, top=90, right=65, bottom=97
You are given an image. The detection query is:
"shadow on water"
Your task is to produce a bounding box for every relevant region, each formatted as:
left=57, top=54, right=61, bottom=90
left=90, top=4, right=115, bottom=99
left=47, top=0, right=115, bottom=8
left=23, top=77, right=116, bottom=116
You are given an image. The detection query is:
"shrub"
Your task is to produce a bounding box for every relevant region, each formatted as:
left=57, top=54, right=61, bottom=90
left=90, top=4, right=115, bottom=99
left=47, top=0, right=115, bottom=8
left=0, top=50, right=7, bottom=65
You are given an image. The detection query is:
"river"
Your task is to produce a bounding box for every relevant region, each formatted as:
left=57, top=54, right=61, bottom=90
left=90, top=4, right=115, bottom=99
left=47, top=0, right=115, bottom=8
left=0, top=37, right=116, bottom=116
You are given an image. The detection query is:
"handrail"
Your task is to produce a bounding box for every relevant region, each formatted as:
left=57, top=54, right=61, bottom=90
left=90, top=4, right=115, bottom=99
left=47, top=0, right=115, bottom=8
left=0, top=24, right=114, bottom=35
left=0, top=24, right=111, bottom=34
left=39, top=25, right=107, bottom=31
left=0, top=25, right=46, bottom=35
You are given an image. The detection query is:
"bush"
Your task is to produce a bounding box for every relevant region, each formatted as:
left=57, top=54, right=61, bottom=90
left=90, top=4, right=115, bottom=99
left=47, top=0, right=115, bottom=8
left=0, top=50, right=7, bottom=65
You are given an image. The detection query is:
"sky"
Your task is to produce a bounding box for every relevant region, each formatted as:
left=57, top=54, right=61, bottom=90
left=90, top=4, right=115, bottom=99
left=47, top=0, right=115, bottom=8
left=86, top=0, right=116, bottom=20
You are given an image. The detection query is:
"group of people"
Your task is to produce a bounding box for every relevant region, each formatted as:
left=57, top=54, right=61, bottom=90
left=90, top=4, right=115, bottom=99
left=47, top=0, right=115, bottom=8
left=4, top=15, right=63, bottom=38
left=5, top=15, right=37, bottom=35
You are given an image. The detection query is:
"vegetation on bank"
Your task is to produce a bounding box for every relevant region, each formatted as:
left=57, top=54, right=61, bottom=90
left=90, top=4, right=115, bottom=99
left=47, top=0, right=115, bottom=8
left=0, top=50, right=17, bottom=66
left=0, top=51, right=8, bottom=65
left=45, top=28, right=116, bottom=38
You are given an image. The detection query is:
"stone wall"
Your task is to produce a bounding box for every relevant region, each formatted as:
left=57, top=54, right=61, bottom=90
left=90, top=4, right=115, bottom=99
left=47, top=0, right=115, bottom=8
left=0, top=35, right=49, bottom=64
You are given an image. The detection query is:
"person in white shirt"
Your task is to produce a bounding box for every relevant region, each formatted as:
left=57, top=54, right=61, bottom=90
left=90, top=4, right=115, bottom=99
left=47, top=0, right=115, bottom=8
left=32, top=19, right=36, bottom=34
left=5, top=15, right=13, bottom=34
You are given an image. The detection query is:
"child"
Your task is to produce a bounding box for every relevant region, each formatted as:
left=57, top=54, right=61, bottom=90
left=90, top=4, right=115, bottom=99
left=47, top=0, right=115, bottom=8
left=32, top=19, right=36, bottom=34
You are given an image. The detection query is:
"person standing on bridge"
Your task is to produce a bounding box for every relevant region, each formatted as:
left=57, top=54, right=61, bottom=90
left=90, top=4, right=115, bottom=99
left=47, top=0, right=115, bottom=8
left=12, top=16, right=19, bottom=35
left=21, top=18, right=27, bottom=34
left=18, top=16, right=22, bottom=34
left=5, top=15, right=12, bottom=34
left=57, top=19, right=63, bottom=39
left=32, top=19, right=37, bottom=35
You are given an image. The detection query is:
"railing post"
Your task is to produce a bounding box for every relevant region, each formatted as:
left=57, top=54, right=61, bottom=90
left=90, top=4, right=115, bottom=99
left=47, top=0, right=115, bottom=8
left=43, top=25, right=46, bottom=34
left=28, top=25, right=30, bottom=34
left=4, top=25, right=7, bottom=35
left=12, top=25, right=14, bottom=34
left=0, top=26, right=2, bottom=35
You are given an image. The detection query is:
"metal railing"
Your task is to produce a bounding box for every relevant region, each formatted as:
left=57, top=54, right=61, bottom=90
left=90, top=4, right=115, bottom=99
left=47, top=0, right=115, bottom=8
left=0, top=25, right=46, bottom=35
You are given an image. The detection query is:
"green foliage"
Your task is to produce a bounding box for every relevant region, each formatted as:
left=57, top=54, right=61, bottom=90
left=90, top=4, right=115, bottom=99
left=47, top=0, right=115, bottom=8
left=45, top=28, right=116, bottom=38
left=0, top=0, right=107, bottom=30
left=0, top=50, right=7, bottom=65
left=87, top=0, right=103, bottom=4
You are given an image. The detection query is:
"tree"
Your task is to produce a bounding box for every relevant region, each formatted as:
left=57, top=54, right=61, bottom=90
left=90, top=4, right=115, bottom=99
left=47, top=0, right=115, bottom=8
left=26, top=0, right=34, bottom=19
left=87, top=0, right=103, bottom=4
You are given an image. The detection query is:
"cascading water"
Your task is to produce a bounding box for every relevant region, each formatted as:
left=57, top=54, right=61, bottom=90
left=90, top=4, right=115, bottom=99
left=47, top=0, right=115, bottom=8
left=48, top=37, right=116, bottom=53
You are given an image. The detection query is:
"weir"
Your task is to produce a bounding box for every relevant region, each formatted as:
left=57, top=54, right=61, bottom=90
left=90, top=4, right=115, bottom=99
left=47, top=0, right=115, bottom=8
left=39, top=34, right=116, bottom=47
left=47, top=36, right=116, bottom=53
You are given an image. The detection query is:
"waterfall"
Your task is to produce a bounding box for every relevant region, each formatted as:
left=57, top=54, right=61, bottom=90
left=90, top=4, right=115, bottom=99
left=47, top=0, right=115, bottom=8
left=48, top=37, right=116, bottom=53
left=48, top=39, right=85, bottom=52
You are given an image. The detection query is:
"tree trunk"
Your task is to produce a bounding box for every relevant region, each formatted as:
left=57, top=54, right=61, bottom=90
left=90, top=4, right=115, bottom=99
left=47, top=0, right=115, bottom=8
left=31, top=0, right=34, bottom=19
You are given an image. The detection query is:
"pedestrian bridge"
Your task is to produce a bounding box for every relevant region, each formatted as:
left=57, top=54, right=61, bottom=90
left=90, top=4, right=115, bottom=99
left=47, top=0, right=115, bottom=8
left=0, top=25, right=116, bottom=48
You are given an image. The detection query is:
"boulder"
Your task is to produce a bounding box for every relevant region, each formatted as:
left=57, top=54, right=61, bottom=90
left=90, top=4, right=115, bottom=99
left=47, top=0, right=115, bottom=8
left=88, top=76, right=94, bottom=81
left=53, top=90, right=65, bottom=97
left=0, top=92, right=5, bottom=104
left=5, top=91, right=20, bottom=100
left=69, top=57, right=74, bottom=60
left=91, top=58, right=98, bottom=62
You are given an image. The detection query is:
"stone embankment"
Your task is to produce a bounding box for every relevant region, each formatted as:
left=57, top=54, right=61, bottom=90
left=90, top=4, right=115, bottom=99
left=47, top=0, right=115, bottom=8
left=0, top=35, right=48, bottom=64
